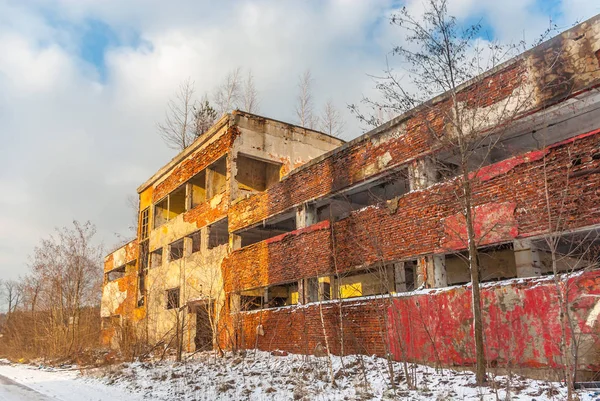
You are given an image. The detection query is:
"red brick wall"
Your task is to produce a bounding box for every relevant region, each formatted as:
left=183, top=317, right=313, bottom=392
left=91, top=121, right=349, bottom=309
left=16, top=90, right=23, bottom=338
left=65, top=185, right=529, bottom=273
left=235, top=298, right=389, bottom=356
left=333, top=130, right=600, bottom=270
left=223, top=130, right=600, bottom=372
left=230, top=34, right=600, bottom=233
left=223, top=221, right=333, bottom=292
left=231, top=270, right=600, bottom=371
left=152, top=126, right=239, bottom=202
left=225, top=130, right=600, bottom=292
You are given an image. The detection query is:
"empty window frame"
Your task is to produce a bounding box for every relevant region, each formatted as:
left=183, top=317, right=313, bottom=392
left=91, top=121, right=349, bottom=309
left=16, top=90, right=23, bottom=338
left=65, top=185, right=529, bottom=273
left=188, top=231, right=201, bottom=254
left=153, top=185, right=187, bottom=228
left=206, top=156, right=227, bottom=199
left=240, top=288, right=264, bottom=311
left=235, top=154, right=281, bottom=194
left=316, top=169, right=410, bottom=223
left=208, top=218, right=228, bottom=249
left=150, top=248, right=163, bottom=268
left=140, top=207, right=149, bottom=240
left=106, top=265, right=126, bottom=282
left=436, top=160, right=460, bottom=182
left=139, top=240, right=149, bottom=270
left=445, top=243, right=517, bottom=285
left=335, top=266, right=394, bottom=299
left=189, top=170, right=206, bottom=208
left=265, top=282, right=298, bottom=308
left=305, top=276, right=332, bottom=303
left=238, top=213, right=296, bottom=248
left=166, top=287, right=180, bottom=310
left=531, top=231, right=600, bottom=275
left=169, top=239, right=185, bottom=261
left=393, top=260, right=416, bottom=292
left=337, top=168, right=410, bottom=207
left=137, top=270, right=146, bottom=307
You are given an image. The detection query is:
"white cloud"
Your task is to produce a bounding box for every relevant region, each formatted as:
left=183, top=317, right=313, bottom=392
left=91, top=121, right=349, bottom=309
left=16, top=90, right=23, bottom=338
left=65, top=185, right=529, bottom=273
left=0, top=0, right=596, bottom=280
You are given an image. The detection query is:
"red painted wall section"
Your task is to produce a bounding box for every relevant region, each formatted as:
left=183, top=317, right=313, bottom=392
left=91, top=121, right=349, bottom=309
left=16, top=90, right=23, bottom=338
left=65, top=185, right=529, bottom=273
left=388, top=270, right=600, bottom=369
left=440, top=202, right=518, bottom=251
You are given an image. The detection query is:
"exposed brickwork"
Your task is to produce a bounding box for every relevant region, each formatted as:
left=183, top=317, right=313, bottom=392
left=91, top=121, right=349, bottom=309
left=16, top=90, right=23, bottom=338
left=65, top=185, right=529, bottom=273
left=456, top=61, right=526, bottom=108
left=182, top=193, right=229, bottom=228
left=223, top=221, right=333, bottom=292
left=235, top=299, right=389, bottom=356
left=224, top=130, right=600, bottom=293
left=230, top=29, right=600, bottom=233
left=152, top=127, right=239, bottom=202
left=334, top=131, right=600, bottom=270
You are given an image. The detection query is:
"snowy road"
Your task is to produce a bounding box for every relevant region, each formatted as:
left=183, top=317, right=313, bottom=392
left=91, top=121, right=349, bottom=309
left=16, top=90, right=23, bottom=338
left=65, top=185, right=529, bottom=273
left=0, top=374, right=52, bottom=401
left=0, top=363, right=139, bottom=401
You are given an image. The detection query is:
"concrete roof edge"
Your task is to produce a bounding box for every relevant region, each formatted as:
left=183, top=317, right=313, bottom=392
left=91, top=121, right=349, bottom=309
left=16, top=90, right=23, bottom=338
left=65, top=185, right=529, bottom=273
left=231, top=110, right=346, bottom=144
left=136, top=114, right=231, bottom=194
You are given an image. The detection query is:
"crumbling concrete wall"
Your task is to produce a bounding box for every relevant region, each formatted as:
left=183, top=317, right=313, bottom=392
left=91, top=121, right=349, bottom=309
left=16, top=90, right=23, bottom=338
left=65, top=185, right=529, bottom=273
left=100, top=240, right=139, bottom=348
left=105, top=111, right=342, bottom=352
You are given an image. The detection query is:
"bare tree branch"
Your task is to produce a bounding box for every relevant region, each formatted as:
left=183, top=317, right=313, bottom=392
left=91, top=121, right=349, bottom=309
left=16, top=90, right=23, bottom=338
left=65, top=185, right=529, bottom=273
left=242, top=70, right=260, bottom=113
left=319, top=100, right=345, bottom=137
left=157, top=78, right=197, bottom=151
left=295, top=69, right=315, bottom=129
left=214, top=67, right=242, bottom=116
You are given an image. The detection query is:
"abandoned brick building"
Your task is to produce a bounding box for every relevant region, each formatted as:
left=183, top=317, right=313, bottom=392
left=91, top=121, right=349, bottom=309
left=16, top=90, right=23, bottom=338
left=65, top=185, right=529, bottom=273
left=102, top=15, right=600, bottom=377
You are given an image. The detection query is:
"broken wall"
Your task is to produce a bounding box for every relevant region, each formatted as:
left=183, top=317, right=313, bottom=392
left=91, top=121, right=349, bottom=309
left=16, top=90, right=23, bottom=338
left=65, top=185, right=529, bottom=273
left=229, top=16, right=600, bottom=233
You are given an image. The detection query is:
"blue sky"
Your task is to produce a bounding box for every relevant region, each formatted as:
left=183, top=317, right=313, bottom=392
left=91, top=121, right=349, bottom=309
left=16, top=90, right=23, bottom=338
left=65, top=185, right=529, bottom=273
left=0, top=0, right=598, bottom=284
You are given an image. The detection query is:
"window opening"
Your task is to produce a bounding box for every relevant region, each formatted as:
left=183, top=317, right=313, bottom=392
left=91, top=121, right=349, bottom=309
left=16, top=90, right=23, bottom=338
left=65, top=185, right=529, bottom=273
left=166, top=287, right=180, bottom=310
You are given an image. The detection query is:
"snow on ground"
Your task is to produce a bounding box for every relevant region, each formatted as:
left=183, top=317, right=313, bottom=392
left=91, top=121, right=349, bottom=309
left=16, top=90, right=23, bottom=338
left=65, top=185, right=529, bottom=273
left=0, top=352, right=599, bottom=400
left=82, top=351, right=600, bottom=401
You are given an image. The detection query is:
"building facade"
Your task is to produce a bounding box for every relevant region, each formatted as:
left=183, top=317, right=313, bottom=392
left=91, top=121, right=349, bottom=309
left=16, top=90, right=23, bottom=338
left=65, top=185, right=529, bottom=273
left=103, top=16, right=600, bottom=377
left=101, top=112, right=344, bottom=350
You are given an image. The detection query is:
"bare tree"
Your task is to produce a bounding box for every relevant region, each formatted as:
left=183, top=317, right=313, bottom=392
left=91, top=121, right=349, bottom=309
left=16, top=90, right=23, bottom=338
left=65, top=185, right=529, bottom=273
left=242, top=70, right=260, bottom=114
left=295, top=70, right=315, bottom=129
left=127, top=194, right=139, bottom=235
left=347, top=0, right=559, bottom=385
left=3, top=280, right=22, bottom=316
left=194, top=93, right=218, bottom=136
left=319, top=100, right=344, bottom=137
left=157, top=78, right=198, bottom=151
left=0, top=221, right=103, bottom=360
left=214, top=67, right=242, bottom=116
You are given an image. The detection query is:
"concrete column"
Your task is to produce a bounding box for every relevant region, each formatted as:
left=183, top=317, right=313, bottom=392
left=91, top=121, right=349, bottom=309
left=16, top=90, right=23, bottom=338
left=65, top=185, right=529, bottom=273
left=432, top=255, right=447, bottom=288
left=416, top=257, right=428, bottom=288
left=296, top=203, right=317, bottom=229
left=417, top=255, right=447, bottom=288
left=183, top=236, right=193, bottom=257
left=297, top=279, right=306, bottom=305
left=230, top=233, right=242, bottom=250
left=514, top=239, right=542, bottom=278
left=394, top=262, right=407, bottom=292
left=409, top=157, right=438, bottom=190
